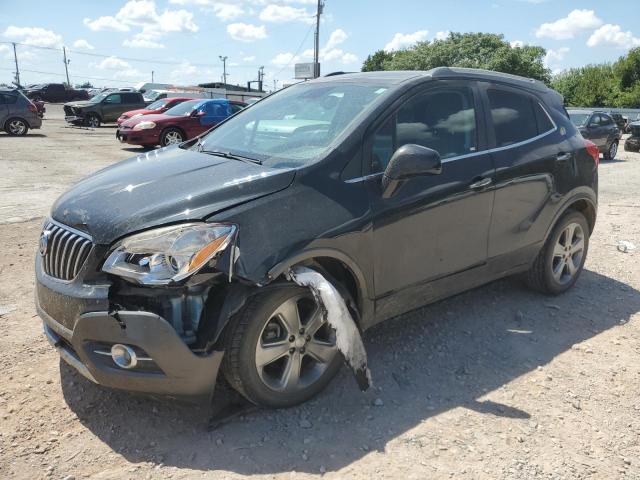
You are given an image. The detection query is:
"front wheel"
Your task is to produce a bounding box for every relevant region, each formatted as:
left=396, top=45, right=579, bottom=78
left=525, top=210, right=589, bottom=295
left=604, top=141, right=618, bottom=160
left=5, top=118, right=29, bottom=136
left=85, top=114, right=100, bottom=128
left=160, top=128, right=184, bottom=146
left=222, top=286, right=342, bottom=408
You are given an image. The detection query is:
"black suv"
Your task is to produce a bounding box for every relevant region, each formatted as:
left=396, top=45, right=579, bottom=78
left=625, top=121, right=640, bottom=152
left=568, top=109, right=621, bottom=160
left=36, top=68, right=598, bottom=407
left=64, top=91, right=148, bottom=127
left=24, top=83, right=89, bottom=103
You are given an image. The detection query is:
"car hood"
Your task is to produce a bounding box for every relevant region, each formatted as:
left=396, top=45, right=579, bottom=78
left=120, top=108, right=154, bottom=118
left=65, top=100, right=96, bottom=108
left=121, top=113, right=176, bottom=127
left=51, top=146, right=296, bottom=244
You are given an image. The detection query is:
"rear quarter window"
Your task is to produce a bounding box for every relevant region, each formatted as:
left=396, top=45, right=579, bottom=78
left=488, top=88, right=548, bottom=147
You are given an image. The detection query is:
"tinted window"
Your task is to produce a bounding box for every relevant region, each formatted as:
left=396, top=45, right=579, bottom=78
left=230, top=103, right=244, bottom=114
left=534, top=102, right=554, bottom=134
left=371, top=87, right=477, bottom=172
left=488, top=89, right=537, bottom=147
left=600, top=114, right=614, bottom=126
left=122, top=93, right=140, bottom=103
left=0, top=93, right=17, bottom=104
left=104, top=94, right=122, bottom=104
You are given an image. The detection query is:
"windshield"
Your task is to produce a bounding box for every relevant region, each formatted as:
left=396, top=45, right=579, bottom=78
left=569, top=113, right=590, bottom=127
left=165, top=99, right=204, bottom=116
left=147, top=99, right=170, bottom=110
left=197, top=82, right=389, bottom=167
left=145, top=90, right=166, bottom=101
left=90, top=92, right=110, bottom=103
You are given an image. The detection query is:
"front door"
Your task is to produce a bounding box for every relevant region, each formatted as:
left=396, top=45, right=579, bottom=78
left=367, top=83, right=495, bottom=312
left=101, top=93, right=122, bottom=122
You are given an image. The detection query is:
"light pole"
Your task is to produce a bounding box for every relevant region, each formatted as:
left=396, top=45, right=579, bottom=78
left=219, top=55, right=228, bottom=85
left=313, top=0, right=324, bottom=78
left=62, top=46, right=71, bottom=85
left=12, top=42, right=20, bottom=86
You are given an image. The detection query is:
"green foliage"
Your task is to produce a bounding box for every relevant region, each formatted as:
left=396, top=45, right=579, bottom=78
left=551, top=49, right=640, bottom=108
left=360, top=32, right=551, bottom=83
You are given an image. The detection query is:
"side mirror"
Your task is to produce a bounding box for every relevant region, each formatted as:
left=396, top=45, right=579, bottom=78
left=192, top=110, right=206, bottom=117
left=382, top=144, right=442, bottom=198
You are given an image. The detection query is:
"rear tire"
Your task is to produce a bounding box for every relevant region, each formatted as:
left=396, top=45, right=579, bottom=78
left=4, top=118, right=29, bottom=136
left=85, top=114, right=100, bottom=128
left=525, top=210, right=589, bottom=295
left=603, top=141, right=618, bottom=160
left=222, top=286, right=342, bottom=408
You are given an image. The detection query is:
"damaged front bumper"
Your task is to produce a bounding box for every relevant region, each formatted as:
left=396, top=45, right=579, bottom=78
left=35, top=260, right=224, bottom=399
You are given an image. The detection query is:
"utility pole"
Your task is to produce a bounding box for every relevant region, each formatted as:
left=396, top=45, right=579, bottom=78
left=258, top=66, right=264, bottom=92
left=219, top=55, right=228, bottom=85
left=12, top=42, right=20, bottom=86
left=151, top=70, right=154, bottom=82
left=273, top=79, right=278, bottom=91
left=62, top=46, right=70, bottom=85
left=313, top=0, right=324, bottom=78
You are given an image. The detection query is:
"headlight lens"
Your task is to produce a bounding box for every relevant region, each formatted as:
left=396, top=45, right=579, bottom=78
left=133, top=121, right=156, bottom=130
left=102, top=223, right=236, bottom=285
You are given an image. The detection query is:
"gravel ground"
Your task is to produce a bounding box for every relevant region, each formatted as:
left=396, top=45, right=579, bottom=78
left=1, top=104, right=640, bottom=480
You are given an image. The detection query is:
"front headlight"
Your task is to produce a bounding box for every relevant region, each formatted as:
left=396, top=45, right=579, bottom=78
left=102, top=223, right=236, bottom=285
left=133, top=121, right=156, bottom=130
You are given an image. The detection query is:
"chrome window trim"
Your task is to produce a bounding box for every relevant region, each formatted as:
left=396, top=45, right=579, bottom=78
left=347, top=101, right=558, bottom=184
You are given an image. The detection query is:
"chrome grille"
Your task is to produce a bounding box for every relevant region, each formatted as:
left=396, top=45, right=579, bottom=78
left=41, top=221, right=93, bottom=281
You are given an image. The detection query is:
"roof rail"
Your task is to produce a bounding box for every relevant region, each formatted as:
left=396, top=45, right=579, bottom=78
left=430, top=67, right=548, bottom=91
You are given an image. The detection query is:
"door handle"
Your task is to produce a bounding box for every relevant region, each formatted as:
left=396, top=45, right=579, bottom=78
left=556, top=152, right=571, bottom=162
left=469, top=177, right=492, bottom=190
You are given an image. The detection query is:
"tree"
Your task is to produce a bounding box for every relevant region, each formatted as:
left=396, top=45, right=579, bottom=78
left=362, top=32, right=551, bottom=83
left=362, top=50, right=394, bottom=72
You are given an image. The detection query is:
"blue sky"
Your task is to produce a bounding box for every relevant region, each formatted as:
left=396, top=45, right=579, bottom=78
left=1, top=0, right=638, bottom=90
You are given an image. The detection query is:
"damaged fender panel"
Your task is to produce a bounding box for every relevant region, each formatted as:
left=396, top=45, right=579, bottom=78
left=287, top=265, right=371, bottom=391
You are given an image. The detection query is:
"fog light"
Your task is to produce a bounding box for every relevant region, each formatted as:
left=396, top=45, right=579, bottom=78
left=111, top=344, right=138, bottom=369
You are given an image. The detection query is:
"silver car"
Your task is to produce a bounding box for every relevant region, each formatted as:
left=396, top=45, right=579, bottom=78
left=1, top=88, right=42, bottom=136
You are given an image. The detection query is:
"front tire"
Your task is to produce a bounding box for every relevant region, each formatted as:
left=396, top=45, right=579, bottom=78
left=525, top=210, right=589, bottom=295
left=160, top=128, right=184, bottom=146
left=85, top=114, right=100, bottom=128
left=5, top=118, right=29, bottom=136
left=222, top=286, right=341, bottom=408
left=604, top=141, right=618, bottom=160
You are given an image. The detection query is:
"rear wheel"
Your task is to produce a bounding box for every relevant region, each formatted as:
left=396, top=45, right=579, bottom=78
left=525, top=210, right=589, bottom=295
left=604, top=141, right=618, bottom=160
left=85, top=114, right=100, bottom=128
left=223, top=286, right=341, bottom=408
left=160, top=128, right=184, bottom=146
left=5, top=118, right=28, bottom=136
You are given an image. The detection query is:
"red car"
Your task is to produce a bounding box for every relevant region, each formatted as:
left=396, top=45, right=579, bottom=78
left=116, top=97, right=193, bottom=126
left=116, top=98, right=246, bottom=148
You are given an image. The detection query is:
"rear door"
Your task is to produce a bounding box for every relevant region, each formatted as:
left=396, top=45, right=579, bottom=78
left=483, top=83, right=570, bottom=261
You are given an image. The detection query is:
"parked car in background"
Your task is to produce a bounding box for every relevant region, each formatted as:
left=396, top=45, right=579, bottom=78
left=117, top=98, right=245, bottom=147
left=607, top=112, right=628, bottom=133
left=1, top=88, right=42, bottom=135
left=64, top=91, right=148, bottom=128
left=568, top=109, right=621, bottom=160
left=624, top=122, right=640, bottom=152
left=117, top=97, right=193, bottom=126
left=37, top=69, right=598, bottom=407
left=143, top=89, right=216, bottom=102
left=24, top=83, right=89, bottom=103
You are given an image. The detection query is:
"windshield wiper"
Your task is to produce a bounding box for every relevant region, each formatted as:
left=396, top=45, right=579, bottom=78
left=200, top=149, right=262, bottom=165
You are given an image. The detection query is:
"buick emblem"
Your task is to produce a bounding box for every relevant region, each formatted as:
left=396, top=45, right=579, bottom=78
left=39, top=230, right=51, bottom=256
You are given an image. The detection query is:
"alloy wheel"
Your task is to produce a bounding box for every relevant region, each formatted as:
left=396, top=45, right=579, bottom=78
left=8, top=120, right=27, bottom=135
left=255, top=293, right=337, bottom=392
left=88, top=116, right=100, bottom=128
left=551, top=222, right=585, bottom=285
left=163, top=131, right=183, bottom=145
left=609, top=142, right=617, bottom=159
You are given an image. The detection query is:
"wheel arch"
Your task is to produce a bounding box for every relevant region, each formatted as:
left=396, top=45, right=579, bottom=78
left=544, top=192, right=597, bottom=245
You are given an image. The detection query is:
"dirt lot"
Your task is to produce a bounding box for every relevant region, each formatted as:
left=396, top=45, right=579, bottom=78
left=1, top=104, right=640, bottom=479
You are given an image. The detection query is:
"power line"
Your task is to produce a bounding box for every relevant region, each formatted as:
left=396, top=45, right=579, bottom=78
left=274, top=23, right=315, bottom=78
left=0, top=67, right=132, bottom=84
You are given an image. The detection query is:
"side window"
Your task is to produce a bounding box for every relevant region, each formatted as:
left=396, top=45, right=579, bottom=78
left=122, top=93, right=138, bottom=103
left=0, top=93, right=17, bottom=104
left=230, top=103, right=244, bottom=114
left=104, top=94, right=121, bottom=104
left=601, top=114, right=613, bottom=126
left=0, top=94, right=7, bottom=105
left=371, top=87, right=477, bottom=172
left=533, top=102, right=554, bottom=134
left=590, top=114, right=601, bottom=126
left=488, top=88, right=539, bottom=147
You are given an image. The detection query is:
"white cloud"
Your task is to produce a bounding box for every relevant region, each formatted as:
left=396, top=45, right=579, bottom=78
left=587, top=24, right=640, bottom=48
left=325, top=28, right=348, bottom=50
left=243, top=55, right=256, bottom=61
left=544, top=47, right=570, bottom=70
left=535, top=9, right=602, bottom=40
left=259, top=5, right=312, bottom=23
left=84, top=0, right=198, bottom=49
left=435, top=31, right=450, bottom=41
left=510, top=40, right=525, bottom=48
left=83, top=16, right=130, bottom=32
left=3, top=26, right=63, bottom=47
left=170, top=61, right=199, bottom=83
left=72, top=39, right=94, bottom=50
left=212, top=3, right=244, bottom=21
left=271, top=52, right=300, bottom=66
left=227, top=23, right=267, bottom=42
left=384, top=30, right=428, bottom=52
left=95, top=56, right=144, bottom=79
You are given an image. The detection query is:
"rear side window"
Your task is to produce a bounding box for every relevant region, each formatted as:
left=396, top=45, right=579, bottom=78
left=600, top=114, right=614, bottom=126
left=0, top=93, right=17, bottom=104
left=122, top=93, right=140, bottom=103
left=488, top=88, right=538, bottom=147
left=534, top=102, right=554, bottom=134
